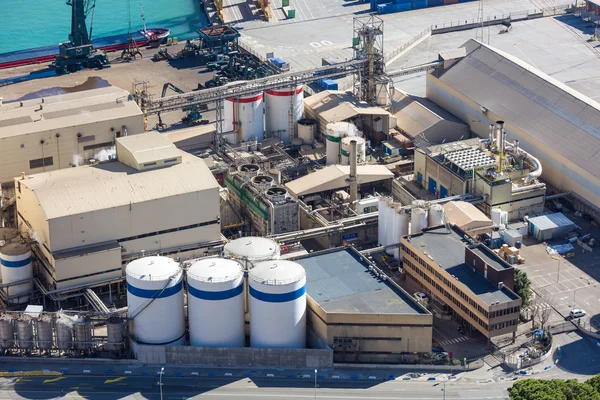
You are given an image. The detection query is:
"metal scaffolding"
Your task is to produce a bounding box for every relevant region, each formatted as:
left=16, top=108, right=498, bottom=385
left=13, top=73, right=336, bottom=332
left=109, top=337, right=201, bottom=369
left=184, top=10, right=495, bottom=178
left=352, top=16, right=385, bottom=105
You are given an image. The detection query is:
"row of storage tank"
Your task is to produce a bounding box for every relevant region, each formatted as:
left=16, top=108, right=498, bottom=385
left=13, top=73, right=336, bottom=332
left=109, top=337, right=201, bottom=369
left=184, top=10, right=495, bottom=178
left=0, top=313, right=123, bottom=354
left=377, top=197, right=445, bottom=260
left=127, top=236, right=307, bottom=349
left=325, top=122, right=367, bottom=166
left=223, top=85, right=304, bottom=145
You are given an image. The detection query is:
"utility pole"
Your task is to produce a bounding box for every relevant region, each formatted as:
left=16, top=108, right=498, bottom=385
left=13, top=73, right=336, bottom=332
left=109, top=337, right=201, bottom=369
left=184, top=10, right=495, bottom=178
left=314, top=369, right=318, bottom=400
left=159, top=367, right=164, bottom=400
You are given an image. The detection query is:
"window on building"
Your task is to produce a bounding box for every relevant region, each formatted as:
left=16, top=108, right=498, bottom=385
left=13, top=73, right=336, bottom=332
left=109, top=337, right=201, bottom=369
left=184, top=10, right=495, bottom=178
left=29, top=157, right=53, bottom=169
left=77, top=135, right=96, bottom=143
left=143, top=162, right=157, bottom=167
left=83, top=141, right=113, bottom=151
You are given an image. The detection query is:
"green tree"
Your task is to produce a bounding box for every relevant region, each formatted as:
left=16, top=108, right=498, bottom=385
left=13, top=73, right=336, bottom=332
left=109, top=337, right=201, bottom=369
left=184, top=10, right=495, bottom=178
left=514, top=268, right=532, bottom=307
left=586, top=374, right=600, bottom=393
left=509, top=378, right=600, bottom=400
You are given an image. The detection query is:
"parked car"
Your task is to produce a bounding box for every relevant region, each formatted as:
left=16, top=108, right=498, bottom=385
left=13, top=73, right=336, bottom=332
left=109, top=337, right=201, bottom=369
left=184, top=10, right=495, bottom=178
left=568, top=309, right=586, bottom=320
left=414, top=292, right=429, bottom=303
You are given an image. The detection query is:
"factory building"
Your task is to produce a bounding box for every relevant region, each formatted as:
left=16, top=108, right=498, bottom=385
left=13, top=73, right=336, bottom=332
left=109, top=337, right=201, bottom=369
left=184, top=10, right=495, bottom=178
left=15, top=131, right=221, bottom=290
left=0, top=86, right=144, bottom=185
left=225, top=164, right=299, bottom=236
left=426, top=39, right=600, bottom=215
left=295, top=247, right=432, bottom=363
left=414, top=133, right=546, bottom=221
left=401, top=226, right=522, bottom=340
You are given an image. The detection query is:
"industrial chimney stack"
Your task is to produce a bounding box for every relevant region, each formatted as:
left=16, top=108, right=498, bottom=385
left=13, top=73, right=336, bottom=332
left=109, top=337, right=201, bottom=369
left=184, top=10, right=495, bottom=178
left=349, top=139, right=358, bottom=210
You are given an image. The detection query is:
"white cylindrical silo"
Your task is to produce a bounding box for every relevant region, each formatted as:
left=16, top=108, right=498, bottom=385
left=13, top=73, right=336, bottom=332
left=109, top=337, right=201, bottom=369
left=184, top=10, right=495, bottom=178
left=126, top=256, right=185, bottom=346
left=491, top=208, right=502, bottom=226
left=428, top=204, right=444, bottom=227
left=297, top=118, right=317, bottom=144
left=265, top=85, right=303, bottom=145
left=398, top=209, right=410, bottom=260
left=341, top=136, right=366, bottom=165
left=325, top=123, right=344, bottom=165
left=223, top=93, right=265, bottom=142
left=392, top=208, right=402, bottom=260
left=0, top=243, right=33, bottom=304
left=410, top=207, right=428, bottom=234
left=385, top=201, right=396, bottom=255
left=187, top=258, right=245, bottom=348
left=249, top=260, right=306, bottom=348
left=223, top=237, right=281, bottom=270
left=377, top=197, right=388, bottom=246
left=501, top=211, right=509, bottom=226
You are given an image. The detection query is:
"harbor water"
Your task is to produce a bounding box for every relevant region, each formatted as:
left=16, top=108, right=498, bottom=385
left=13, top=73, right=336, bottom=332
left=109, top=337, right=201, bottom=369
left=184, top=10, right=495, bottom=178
left=0, top=0, right=209, bottom=54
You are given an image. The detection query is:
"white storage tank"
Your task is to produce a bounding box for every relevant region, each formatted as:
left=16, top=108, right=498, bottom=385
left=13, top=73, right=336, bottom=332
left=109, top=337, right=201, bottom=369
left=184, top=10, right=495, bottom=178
left=223, top=237, right=280, bottom=270
left=265, top=85, right=303, bottom=145
left=428, top=204, right=444, bottom=227
left=297, top=118, right=317, bottom=143
left=126, top=256, right=185, bottom=346
left=410, top=207, right=428, bottom=234
left=392, top=207, right=402, bottom=260
left=223, top=93, right=265, bottom=142
left=340, top=136, right=366, bottom=165
left=187, top=258, right=245, bottom=347
left=377, top=196, right=389, bottom=246
left=0, top=242, right=33, bottom=304
left=397, top=209, right=410, bottom=260
left=491, top=208, right=502, bottom=226
left=249, top=260, right=306, bottom=348
left=385, top=201, right=396, bottom=255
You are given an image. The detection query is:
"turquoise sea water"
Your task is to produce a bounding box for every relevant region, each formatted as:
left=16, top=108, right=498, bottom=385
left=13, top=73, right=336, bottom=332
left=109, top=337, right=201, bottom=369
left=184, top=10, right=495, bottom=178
left=0, top=0, right=208, bottom=54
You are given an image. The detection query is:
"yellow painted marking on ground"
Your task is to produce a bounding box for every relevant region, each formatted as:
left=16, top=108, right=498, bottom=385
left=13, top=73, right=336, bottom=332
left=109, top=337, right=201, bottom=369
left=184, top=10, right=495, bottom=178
left=104, top=376, right=127, bottom=384
left=43, top=376, right=67, bottom=384
left=14, top=378, right=32, bottom=383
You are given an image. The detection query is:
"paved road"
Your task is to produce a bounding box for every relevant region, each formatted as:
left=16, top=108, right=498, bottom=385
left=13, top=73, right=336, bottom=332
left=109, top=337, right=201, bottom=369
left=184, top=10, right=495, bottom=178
left=0, top=374, right=512, bottom=400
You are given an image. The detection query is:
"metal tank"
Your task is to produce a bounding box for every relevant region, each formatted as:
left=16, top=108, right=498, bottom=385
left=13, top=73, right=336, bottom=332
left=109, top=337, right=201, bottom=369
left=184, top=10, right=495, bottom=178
left=17, top=317, right=33, bottom=350
left=74, top=317, right=93, bottom=352
left=428, top=204, right=444, bottom=227
left=377, top=197, right=389, bottom=246
left=106, top=317, right=124, bottom=354
left=36, top=315, right=54, bottom=351
left=265, top=85, right=303, bottom=145
left=297, top=118, right=317, bottom=144
left=341, top=136, right=366, bottom=165
left=491, top=208, right=502, bottom=226
left=410, top=207, right=428, bottom=234
left=223, top=93, right=265, bottom=143
left=0, top=316, right=14, bottom=350
left=251, top=175, right=274, bottom=192
left=56, top=316, right=73, bottom=351
left=0, top=242, right=33, bottom=304
left=325, top=122, right=350, bottom=165
left=187, top=258, right=245, bottom=347
left=223, top=237, right=280, bottom=270
left=249, top=260, right=306, bottom=348
left=385, top=201, right=396, bottom=256
left=397, top=209, right=410, bottom=260
left=126, top=256, right=185, bottom=346
left=392, top=208, right=402, bottom=260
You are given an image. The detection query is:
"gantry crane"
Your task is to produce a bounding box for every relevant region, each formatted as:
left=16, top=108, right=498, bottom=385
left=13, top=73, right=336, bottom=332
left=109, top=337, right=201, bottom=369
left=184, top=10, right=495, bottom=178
left=53, top=0, right=110, bottom=74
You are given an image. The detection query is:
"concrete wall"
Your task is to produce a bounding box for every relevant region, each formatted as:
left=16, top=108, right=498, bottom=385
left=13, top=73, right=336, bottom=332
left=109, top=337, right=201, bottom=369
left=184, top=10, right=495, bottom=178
left=133, top=343, right=333, bottom=368
left=52, top=246, right=123, bottom=289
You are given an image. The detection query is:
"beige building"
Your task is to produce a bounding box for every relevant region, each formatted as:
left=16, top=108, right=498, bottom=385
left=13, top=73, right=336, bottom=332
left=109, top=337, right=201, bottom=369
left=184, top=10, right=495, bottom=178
left=427, top=39, right=600, bottom=214
left=15, top=132, right=221, bottom=290
left=0, top=86, right=144, bottom=185
left=443, top=201, right=493, bottom=235
left=401, top=226, right=522, bottom=340
left=295, top=247, right=432, bottom=363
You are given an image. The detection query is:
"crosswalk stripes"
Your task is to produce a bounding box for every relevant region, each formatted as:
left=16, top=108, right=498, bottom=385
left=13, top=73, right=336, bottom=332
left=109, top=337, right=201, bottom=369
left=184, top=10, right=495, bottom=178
left=438, top=336, right=469, bottom=346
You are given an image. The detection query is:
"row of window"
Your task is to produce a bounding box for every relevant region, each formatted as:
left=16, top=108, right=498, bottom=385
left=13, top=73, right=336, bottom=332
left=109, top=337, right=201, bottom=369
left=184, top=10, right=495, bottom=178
left=29, top=140, right=114, bottom=169
left=490, top=319, right=518, bottom=331
left=490, top=307, right=519, bottom=319
left=117, top=219, right=219, bottom=244
left=402, top=245, right=489, bottom=318
left=403, top=257, right=490, bottom=331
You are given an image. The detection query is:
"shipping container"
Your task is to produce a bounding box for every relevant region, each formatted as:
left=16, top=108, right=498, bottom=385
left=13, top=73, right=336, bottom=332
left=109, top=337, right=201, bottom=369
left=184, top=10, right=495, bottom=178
left=443, top=0, right=459, bottom=4
left=412, top=0, right=427, bottom=8
left=394, top=0, right=411, bottom=4
left=427, top=0, right=443, bottom=5
left=395, top=2, right=411, bottom=11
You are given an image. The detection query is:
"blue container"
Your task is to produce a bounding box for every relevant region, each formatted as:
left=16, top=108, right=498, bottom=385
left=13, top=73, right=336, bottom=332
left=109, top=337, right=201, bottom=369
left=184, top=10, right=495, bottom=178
left=377, top=3, right=394, bottom=13
left=427, top=0, right=443, bottom=5
left=412, top=0, right=427, bottom=8
left=324, top=79, right=338, bottom=90
left=395, top=2, right=411, bottom=11
left=394, top=0, right=411, bottom=3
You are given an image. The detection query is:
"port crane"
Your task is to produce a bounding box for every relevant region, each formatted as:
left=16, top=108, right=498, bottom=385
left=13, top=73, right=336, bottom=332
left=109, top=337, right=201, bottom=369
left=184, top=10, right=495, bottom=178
left=53, top=0, right=110, bottom=74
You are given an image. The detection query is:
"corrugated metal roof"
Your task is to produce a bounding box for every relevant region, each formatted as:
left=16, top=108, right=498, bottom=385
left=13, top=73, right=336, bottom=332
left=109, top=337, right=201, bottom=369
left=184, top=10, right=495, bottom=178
left=116, top=131, right=180, bottom=165
left=20, top=152, right=219, bottom=219
left=437, top=39, right=600, bottom=177
left=285, top=165, right=394, bottom=197
left=528, top=212, right=575, bottom=231
left=304, top=90, right=388, bottom=124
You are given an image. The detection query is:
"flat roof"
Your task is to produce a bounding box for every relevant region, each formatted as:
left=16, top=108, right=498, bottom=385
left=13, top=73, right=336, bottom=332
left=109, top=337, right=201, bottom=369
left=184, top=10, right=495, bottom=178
left=294, top=248, right=427, bottom=315
left=528, top=212, right=575, bottom=230
left=19, top=152, right=219, bottom=219
left=407, top=227, right=519, bottom=305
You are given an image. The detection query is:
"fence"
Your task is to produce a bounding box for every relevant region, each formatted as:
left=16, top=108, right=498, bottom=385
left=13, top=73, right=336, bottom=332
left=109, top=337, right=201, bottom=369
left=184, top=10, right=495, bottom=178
left=383, top=27, right=431, bottom=64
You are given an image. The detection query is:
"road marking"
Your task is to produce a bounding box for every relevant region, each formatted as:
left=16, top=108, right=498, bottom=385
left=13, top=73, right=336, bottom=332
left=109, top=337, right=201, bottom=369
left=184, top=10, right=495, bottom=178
left=124, top=371, right=132, bottom=375
left=14, top=378, right=31, bottom=383
left=191, top=372, right=199, bottom=376
left=43, top=377, right=67, bottom=384
left=82, top=370, right=90, bottom=374
left=104, top=377, right=127, bottom=384
left=225, top=373, right=233, bottom=376
left=267, top=374, right=275, bottom=377
left=368, top=376, right=377, bottom=380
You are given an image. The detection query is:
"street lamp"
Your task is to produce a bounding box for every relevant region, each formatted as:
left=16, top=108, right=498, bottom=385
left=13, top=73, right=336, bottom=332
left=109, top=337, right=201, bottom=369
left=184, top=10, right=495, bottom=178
left=314, top=369, right=318, bottom=400
left=159, top=367, right=165, bottom=400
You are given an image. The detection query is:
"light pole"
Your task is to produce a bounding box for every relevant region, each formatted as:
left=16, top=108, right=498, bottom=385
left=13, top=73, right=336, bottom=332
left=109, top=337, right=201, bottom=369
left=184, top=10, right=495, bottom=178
left=442, top=377, right=446, bottom=400
left=556, top=259, right=560, bottom=283
left=314, top=369, right=318, bottom=400
left=159, top=367, right=164, bottom=400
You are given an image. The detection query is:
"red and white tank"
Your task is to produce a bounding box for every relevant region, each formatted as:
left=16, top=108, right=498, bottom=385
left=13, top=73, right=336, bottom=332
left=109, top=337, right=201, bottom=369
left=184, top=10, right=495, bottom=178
left=223, top=93, right=265, bottom=143
left=265, top=85, right=303, bottom=145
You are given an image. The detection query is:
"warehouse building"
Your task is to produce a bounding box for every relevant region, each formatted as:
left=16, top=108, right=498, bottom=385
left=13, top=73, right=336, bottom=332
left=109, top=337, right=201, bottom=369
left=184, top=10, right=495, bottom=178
left=0, top=86, right=144, bottom=185
left=401, top=226, right=522, bottom=340
left=426, top=39, right=600, bottom=215
left=15, top=132, right=221, bottom=290
left=294, top=247, right=432, bottom=363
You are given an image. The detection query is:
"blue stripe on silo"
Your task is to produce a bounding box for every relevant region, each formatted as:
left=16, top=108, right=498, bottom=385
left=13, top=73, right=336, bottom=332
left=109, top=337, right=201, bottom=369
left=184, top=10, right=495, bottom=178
left=249, top=285, right=305, bottom=303
left=127, top=280, right=183, bottom=299
left=187, top=283, right=243, bottom=300
left=0, top=257, right=32, bottom=268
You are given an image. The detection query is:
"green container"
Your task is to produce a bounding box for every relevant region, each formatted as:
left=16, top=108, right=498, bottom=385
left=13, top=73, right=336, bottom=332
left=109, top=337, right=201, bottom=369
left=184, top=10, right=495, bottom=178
left=282, top=0, right=289, bottom=6
left=352, top=37, right=360, bottom=47
left=287, top=8, right=295, bottom=18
